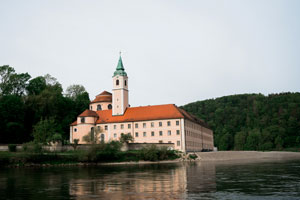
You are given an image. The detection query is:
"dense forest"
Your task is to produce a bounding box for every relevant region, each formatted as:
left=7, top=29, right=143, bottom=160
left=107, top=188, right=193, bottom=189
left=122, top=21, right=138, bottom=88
left=0, top=65, right=90, bottom=144
left=182, top=93, right=300, bottom=151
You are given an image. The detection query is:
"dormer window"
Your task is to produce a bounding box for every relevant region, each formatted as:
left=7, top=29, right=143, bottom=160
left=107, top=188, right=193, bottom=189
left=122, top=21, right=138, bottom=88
left=81, top=117, right=85, bottom=123
left=116, top=79, right=119, bottom=85
left=97, top=104, right=102, bottom=111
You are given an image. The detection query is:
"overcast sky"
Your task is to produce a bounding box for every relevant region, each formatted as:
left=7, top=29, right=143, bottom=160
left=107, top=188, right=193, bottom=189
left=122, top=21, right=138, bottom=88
left=1, top=0, right=299, bottom=107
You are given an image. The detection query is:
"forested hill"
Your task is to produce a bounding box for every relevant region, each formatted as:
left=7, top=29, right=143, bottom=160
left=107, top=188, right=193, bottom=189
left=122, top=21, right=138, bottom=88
left=181, top=93, right=300, bottom=151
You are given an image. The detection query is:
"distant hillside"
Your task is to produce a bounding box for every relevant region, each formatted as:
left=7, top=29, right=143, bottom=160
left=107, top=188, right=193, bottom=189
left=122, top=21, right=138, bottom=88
left=181, top=93, right=300, bottom=151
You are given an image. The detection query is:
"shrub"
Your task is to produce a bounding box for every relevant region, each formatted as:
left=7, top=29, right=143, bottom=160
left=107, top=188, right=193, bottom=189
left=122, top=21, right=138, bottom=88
left=139, top=145, right=179, bottom=161
left=189, top=153, right=198, bottom=160
left=22, top=142, right=43, bottom=153
left=8, top=144, right=17, bottom=152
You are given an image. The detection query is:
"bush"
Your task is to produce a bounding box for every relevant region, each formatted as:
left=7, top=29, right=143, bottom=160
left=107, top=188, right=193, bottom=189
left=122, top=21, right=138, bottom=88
left=8, top=144, right=17, bottom=152
left=188, top=153, right=198, bottom=160
left=139, top=145, right=179, bottom=161
left=22, top=142, right=43, bottom=153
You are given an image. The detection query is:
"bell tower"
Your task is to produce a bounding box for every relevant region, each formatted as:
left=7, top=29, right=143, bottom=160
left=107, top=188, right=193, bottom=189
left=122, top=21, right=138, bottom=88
left=112, top=54, right=129, bottom=116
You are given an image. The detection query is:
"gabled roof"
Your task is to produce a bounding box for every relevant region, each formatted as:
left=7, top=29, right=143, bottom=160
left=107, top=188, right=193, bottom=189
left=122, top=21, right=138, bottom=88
left=90, top=91, right=112, bottom=103
left=71, top=104, right=210, bottom=129
left=95, top=104, right=184, bottom=124
left=78, top=109, right=98, bottom=117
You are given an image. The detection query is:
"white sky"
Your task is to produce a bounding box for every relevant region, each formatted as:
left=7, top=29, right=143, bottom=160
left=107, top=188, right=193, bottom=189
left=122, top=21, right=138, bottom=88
left=1, top=0, right=299, bottom=107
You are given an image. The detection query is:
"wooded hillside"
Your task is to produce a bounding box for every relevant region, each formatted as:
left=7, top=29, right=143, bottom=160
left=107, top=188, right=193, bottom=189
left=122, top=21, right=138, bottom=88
left=181, top=93, right=300, bottom=150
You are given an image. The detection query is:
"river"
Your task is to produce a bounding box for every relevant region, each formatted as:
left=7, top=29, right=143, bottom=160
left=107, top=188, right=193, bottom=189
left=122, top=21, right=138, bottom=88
left=1, top=160, right=300, bottom=199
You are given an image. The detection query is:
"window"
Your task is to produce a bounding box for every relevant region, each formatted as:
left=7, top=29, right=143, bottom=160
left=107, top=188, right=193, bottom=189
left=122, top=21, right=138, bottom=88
left=97, top=126, right=101, bottom=131
left=167, top=121, right=171, bottom=126
left=159, top=122, right=162, bottom=127
left=114, top=125, right=117, bottom=129
left=151, top=122, right=154, bottom=127
left=105, top=125, right=108, bottom=130
left=121, top=124, right=124, bottom=129
left=168, top=130, right=171, bottom=136
left=135, top=132, right=139, bottom=137
left=108, top=104, right=112, bottom=109
left=177, top=141, right=180, bottom=146
left=97, top=104, right=102, bottom=111
left=143, top=123, right=146, bottom=128
left=135, top=123, right=138, bottom=128
left=74, top=128, right=77, bottom=132
left=81, top=117, right=85, bottom=123
left=176, top=121, right=179, bottom=126
left=90, top=106, right=92, bottom=110
left=159, top=140, right=163, bottom=143
left=128, top=124, right=131, bottom=129
left=114, top=133, right=117, bottom=138
left=116, top=79, right=119, bottom=85
left=159, top=131, right=163, bottom=136
left=151, top=131, right=154, bottom=136
left=143, top=132, right=146, bottom=137
left=176, top=130, right=180, bottom=135
left=125, top=80, right=127, bottom=86
left=128, top=132, right=131, bottom=136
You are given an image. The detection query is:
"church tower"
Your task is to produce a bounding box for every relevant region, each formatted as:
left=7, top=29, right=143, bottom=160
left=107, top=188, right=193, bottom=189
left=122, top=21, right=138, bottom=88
left=112, top=55, right=129, bottom=116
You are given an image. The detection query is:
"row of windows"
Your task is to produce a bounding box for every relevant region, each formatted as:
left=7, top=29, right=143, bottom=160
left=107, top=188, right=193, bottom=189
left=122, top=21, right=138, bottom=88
left=157, top=140, right=181, bottom=146
left=116, top=79, right=127, bottom=86
left=134, top=120, right=180, bottom=128
left=134, top=130, right=180, bottom=137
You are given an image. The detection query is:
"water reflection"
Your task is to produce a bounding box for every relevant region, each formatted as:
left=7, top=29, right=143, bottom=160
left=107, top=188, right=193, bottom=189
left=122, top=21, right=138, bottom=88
left=1, top=160, right=300, bottom=199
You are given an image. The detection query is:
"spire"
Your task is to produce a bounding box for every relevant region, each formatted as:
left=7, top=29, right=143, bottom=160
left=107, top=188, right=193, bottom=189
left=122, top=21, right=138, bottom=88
left=113, top=53, right=127, bottom=77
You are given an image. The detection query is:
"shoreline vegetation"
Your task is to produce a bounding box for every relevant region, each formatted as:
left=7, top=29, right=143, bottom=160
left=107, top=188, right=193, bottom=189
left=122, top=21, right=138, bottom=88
left=1, top=149, right=300, bottom=167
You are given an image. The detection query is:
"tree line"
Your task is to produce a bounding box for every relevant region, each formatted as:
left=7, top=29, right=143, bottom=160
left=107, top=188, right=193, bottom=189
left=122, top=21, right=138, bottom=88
left=181, top=93, right=300, bottom=151
left=0, top=65, right=90, bottom=144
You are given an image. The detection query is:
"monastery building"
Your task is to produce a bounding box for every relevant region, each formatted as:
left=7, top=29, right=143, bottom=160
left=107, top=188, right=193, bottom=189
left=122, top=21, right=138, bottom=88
left=70, top=56, right=214, bottom=152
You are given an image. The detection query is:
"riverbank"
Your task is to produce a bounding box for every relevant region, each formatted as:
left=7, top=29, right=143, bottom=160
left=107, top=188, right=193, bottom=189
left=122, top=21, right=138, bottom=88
left=196, top=151, right=300, bottom=161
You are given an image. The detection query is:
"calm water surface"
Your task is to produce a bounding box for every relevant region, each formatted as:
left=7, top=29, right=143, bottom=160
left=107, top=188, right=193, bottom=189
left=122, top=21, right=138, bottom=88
left=1, top=160, right=300, bottom=200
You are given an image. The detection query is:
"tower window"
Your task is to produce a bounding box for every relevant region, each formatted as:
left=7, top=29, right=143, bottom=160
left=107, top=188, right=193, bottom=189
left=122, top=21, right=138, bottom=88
left=125, top=80, right=127, bottom=86
left=97, top=104, right=102, bottom=111
left=74, top=128, right=77, bottom=132
left=108, top=104, right=112, bottom=109
left=116, top=79, right=119, bottom=85
left=81, top=117, right=85, bottom=123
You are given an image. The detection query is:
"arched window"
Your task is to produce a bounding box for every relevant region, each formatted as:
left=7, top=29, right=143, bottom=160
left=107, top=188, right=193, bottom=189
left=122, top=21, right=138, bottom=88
left=116, top=79, right=119, bottom=85
left=108, top=104, right=112, bottom=109
left=97, top=104, right=102, bottom=111
left=81, top=117, right=85, bottom=123
left=101, top=134, right=105, bottom=142
left=125, top=80, right=127, bottom=86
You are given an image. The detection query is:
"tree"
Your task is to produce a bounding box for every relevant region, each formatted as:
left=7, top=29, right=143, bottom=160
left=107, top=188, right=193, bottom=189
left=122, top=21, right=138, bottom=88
left=82, top=126, right=103, bottom=144
left=65, top=84, right=87, bottom=100
left=234, top=131, right=247, bottom=150
left=26, top=76, right=47, bottom=95
left=245, top=129, right=260, bottom=150
left=120, top=133, right=134, bottom=143
left=32, top=118, right=62, bottom=144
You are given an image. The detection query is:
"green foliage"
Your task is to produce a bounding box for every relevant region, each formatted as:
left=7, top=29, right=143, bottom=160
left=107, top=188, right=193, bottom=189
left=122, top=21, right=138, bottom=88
left=22, top=142, right=43, bottom=153
left=71, top=139, right=79, bottom=150
left=120, top=133, right=134, bottom=143
left=139, top=145, right=179, bottom=161
left=188, top=153, right=198, bottom=160
left=32, top=118, right=62, bottom=144
left=182, top=93, right=300, bottom=151
left=82, top=126, right=103, bottom=144
left=8, top=144, right=17, bottom=152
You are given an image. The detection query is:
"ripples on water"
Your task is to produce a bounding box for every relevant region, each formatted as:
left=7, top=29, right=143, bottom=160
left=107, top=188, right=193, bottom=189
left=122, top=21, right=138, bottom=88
left=0, top=160, right=300, bottom=200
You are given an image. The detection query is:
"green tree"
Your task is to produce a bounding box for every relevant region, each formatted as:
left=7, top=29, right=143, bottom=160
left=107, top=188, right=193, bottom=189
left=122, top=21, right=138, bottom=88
left=234, top=131, right=247, bottom=150
left=26, top=76, right=47, bottom=95
left=120, top=133, right=134, bottom=143
left=82, top=126, right=103, bottom=144
left=32, top=118, right=62, bottom=144
left=245, top=129, right=260, bottom=150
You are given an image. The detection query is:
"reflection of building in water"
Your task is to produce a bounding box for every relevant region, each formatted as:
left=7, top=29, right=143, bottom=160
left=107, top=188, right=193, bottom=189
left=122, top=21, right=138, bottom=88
left=69, top=163, right=216, bottom=199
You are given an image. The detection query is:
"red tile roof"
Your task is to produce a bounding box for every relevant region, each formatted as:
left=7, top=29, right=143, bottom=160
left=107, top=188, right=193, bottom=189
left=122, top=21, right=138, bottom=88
left=90, top=90, right=112, bottom=103
left=78, top=109, right=99, bottom=117
left=95, top=104, right=184, bottom=124
left=71, top=104, right=210, bottom=129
